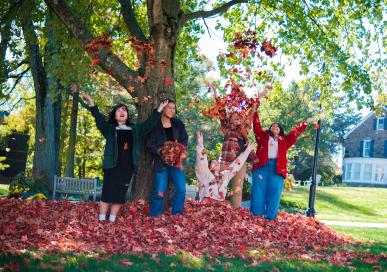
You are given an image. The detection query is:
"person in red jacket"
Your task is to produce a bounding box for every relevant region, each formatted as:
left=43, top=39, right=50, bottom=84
left=251, top=102, right=315, bottom=220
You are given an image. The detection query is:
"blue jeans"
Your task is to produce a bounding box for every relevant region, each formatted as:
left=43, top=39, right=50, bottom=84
left=149, top=166, right=186, bottom=216
left=250, top=159, right=284, bottom=220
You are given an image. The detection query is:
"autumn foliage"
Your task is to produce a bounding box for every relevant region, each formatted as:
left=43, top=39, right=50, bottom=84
left=84, top=34, right=113, bottom=66
left=0, top=199, right=385, bottom=267
left=202, top=78, right=260, bottom=132
left=202, top=30, right=277, bottom=130
left=160, top=141, right=187, bottom=169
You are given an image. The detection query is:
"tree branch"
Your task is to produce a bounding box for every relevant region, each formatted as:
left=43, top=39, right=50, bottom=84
left=21, top=16, right=48, bottom=102
left=44, top=0, right=140, bottom=96
left=0, top=0, right=25, bottom=84
left=0, top=0, right=24, bottom=24
left=118, top=0, right=146, bottom=41
left=202, top=18, right=212, bottom=38
left=8, top=66, right=30, bottom=78
left=8, top=96, right=36, bottom=113
left=1, top=66, right=30, bottom=99
left=180, top=0, right=249, bottom=25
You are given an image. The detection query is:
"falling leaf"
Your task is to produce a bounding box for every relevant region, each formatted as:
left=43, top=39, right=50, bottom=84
left=119, top=258, right=133, bottom=266
left=91, top=58, right=100, bottom=65
left=164, top=76, right=174, bottom=86
left=260, top=40, right=277, bottom=57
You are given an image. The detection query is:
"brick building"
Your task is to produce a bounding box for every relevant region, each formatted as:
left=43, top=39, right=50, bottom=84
left=342, top=112, right=387, bottom=186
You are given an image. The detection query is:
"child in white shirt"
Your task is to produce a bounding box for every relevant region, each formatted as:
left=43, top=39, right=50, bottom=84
left=195, top=131, right=257, bottom=202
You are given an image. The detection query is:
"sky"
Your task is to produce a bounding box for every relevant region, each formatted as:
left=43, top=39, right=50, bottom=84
left=197, top=17, right=303, bottom=91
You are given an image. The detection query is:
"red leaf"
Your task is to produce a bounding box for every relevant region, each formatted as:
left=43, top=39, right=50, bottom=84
left=119, top=258, right=133, bottom=266
left=91, top=58, right=100, bottom=65
left=362, top=256, right=379, bottom=264
left=164, top=76, right=174, bottom=86
left=260, top=40, right=277, bottom=57
left=3, top=263, right=20, bottom=272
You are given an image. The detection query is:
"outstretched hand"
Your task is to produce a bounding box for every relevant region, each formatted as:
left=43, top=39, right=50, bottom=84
left=82, top=93, right=94, bottom=107
left=196, top=131, right=204, bottom=146
left=157, top=99, right=169, bottom=113
left=306, top=117, right=316, bottom=124
left=246, top=142, right=257, bottom=151
left=251, top=100, right=260, bottom=113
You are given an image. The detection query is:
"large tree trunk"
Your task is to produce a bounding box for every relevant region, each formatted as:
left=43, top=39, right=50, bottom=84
left=132, top=0, right=180, bottom=200
left=64, top=92, right=79, bottom=177
left=45, top=12, right=62, bottom=179
left=22, top=12, right=61, bottom=189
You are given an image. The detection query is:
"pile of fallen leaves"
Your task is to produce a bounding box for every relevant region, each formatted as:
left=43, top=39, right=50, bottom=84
left=0, top=199, right=384, bottom=266
left=160, top=141, right=187, bottom=169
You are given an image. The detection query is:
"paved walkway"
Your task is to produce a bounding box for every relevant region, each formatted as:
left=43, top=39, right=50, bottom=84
left=321, top=220, right=387, bottom=228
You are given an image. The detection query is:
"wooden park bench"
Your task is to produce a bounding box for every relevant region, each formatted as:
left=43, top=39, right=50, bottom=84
left=52, top=175, right=99, bottom=201
left=186, top=184, right=197, bottom=200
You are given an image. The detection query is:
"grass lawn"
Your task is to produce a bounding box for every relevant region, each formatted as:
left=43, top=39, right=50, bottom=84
left=0, top=184, right=9, bottom=195
left=1, top=243, right=386, bottom=272
left=282, top=186, right=387, bottom=223
left=331, top=226, right=387, bottom=243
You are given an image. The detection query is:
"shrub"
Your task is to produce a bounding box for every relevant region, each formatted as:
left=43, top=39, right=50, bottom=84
left=9, top=173, right=31, bottom=198
left=8, top=173, right=50, bottom=199
left=284, top=175, right=295, bottom=191
left=26, top=193, right=47, bottom=200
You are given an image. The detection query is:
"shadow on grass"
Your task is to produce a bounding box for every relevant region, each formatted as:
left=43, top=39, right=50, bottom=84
left=283, top=187, right=377, bottom=217
left=315, top=190, right=377, bottom=216
left=1, top=250, right=384, bottom=272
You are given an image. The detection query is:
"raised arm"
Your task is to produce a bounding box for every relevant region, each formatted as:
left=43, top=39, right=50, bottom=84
left=81, top=93, right=110, bottom=137
left=136, top=100, right=168, bottom=137
left=253, top=110, right=265, bottom=142
left=213, top=88, right=229, bottom=131
left=284, top=118, right=315, bottom=148
left=195, top=131, right=212, bottom=187
left=220, top=142, right=257, bottom=188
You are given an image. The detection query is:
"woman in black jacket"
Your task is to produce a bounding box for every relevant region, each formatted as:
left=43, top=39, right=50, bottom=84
left=82, top=93, right=168, bottom=222
left=147, top=100, right=188, bottom=216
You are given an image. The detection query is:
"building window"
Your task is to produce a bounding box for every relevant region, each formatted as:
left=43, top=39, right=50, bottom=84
left=363, top=164, right=372, bottom=181
left=375, top=165, right=384, bottom=183
left=345, top=163, right=352, bottom=180
left=353, top=163, right=361, bottom=180
left=343, top=147, right=349, bottom=157
left=363, top=140, right=372, bottom=157
left=376, top=118, right=384, bottom=131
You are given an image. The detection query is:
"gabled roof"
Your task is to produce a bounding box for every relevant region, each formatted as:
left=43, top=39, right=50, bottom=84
left=343, top=112, right=375, bottom=139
